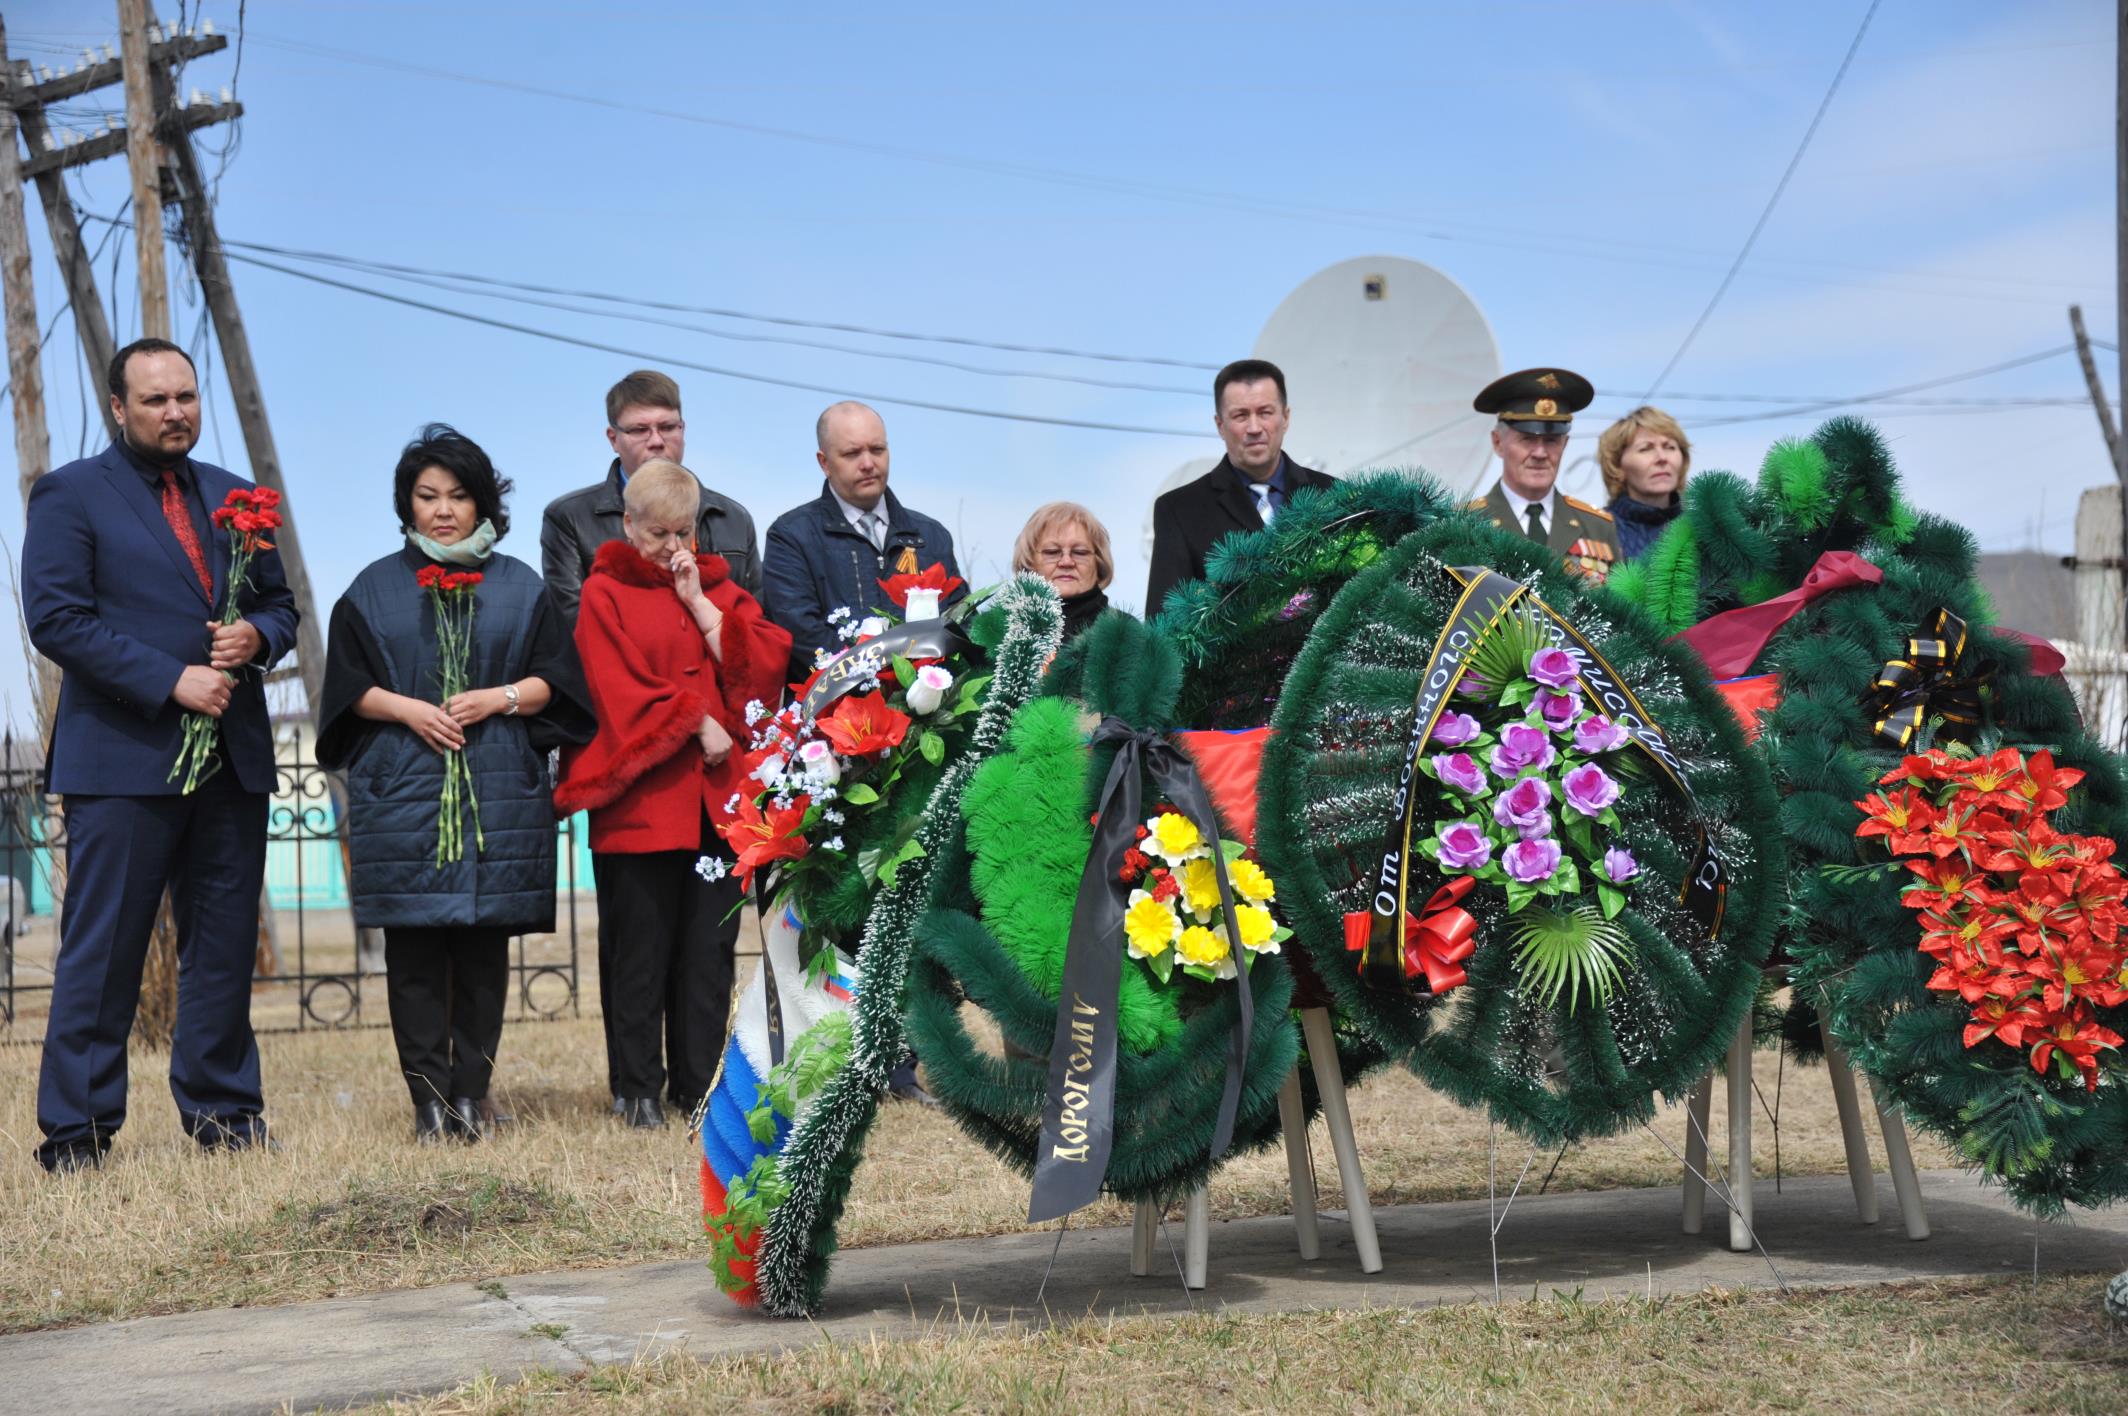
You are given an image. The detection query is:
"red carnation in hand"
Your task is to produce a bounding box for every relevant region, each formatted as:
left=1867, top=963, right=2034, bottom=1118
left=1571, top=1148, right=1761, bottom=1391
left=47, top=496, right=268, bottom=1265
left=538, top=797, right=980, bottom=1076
left=415, top=564, right=447, bottom=591
left=815, top=692, right=911, bottom=759
left=876, top=562, right=965, bottom=610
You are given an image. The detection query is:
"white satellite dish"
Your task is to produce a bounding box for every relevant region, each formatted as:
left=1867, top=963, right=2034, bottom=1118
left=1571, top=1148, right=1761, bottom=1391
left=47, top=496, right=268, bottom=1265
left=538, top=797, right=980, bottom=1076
left=1253, top=256, right=1501, bottom=492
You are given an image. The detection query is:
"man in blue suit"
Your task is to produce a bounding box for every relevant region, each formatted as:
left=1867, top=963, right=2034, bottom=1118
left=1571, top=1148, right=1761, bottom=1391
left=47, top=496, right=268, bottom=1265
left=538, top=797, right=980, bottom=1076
left=23, top=337, right=299, bottom=1171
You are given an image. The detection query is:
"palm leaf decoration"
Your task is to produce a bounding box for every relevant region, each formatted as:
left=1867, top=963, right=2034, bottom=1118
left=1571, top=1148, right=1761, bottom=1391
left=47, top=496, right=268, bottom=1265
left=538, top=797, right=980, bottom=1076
left=1509, top=907, right=1633, bottom=1013
left=1465, top=602, right=1552, bottom=707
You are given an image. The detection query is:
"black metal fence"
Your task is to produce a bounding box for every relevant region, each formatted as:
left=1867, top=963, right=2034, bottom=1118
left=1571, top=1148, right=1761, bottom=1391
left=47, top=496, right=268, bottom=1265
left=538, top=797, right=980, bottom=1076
left=0, top=728, right=585, bottom=1045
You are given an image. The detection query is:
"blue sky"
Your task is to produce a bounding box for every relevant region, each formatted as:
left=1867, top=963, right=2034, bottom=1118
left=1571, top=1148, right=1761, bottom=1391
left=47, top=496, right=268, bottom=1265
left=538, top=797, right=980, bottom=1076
left=0, top=1, right=2115, bottom=729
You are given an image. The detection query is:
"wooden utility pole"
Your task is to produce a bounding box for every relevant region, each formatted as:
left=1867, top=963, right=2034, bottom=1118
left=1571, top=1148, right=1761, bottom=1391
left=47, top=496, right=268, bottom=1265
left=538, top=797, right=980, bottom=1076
left=154, top=93, right=328, bottom=715
left=117, top=0, right=169, bottom=340
left=2116, top=2, right=2128, bottom=642
left=0, top=20, right=49, bottom=505
left=2071, top=305, right=2120, bottom=467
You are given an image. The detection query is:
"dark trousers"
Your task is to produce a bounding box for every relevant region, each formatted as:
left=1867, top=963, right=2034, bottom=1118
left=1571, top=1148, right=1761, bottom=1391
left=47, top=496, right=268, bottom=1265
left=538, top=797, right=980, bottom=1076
left=35, top=773, right=268, bottom=1163
left=591, top=851, right=621, bottom=1095
left=593, top=821, right=740, bottom=1105
left=382, top=927, right=508, bottom=1106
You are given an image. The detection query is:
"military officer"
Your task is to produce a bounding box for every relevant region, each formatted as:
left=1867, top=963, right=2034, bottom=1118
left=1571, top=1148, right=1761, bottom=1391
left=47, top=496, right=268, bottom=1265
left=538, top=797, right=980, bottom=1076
left=1470, top=367, right=1621, bottom=584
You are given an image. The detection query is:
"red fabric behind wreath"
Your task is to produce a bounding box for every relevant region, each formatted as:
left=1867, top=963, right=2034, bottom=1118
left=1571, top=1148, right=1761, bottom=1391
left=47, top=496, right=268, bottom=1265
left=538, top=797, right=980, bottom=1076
left=1173, top=727, right=1271, bottom=845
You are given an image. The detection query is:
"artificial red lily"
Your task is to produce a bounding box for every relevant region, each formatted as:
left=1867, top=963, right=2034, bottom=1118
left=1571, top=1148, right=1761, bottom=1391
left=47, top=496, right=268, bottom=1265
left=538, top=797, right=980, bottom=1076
left=2029, top=1017, right=2124, bottom=1092
left=814, top=691, right=912, bottom=759
left=723, top=792, right=812, bottom=887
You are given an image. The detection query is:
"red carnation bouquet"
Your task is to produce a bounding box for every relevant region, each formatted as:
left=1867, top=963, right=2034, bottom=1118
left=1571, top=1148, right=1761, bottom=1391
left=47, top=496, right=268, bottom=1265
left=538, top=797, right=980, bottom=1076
left=417, top=564, right=485, bottom=865
left=168, top=486, right=283, bottom=794
left=1856, top=747, right=2128, bottom=1090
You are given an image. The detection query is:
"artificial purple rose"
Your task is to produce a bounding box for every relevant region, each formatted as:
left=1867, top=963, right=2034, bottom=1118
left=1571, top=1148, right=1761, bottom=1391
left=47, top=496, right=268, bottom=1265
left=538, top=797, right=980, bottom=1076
left=1535, top=688, right=1583, bottom=733
left=1434, top=752, right=1488, bottom=796
left=1574, top=714, right=1630, bottom=755
left=1489, top=722, right=1557, bottom=779
left=1562, top=763, right=1621, bottom=818
left=1601, top=846, right=1640, bottom=884
left=1436, top=820, right=1493, bottom=871
left=1528, top=646, right=1579, bottom=690
left=1491, top=775, right=1554, bottom=839
left=1278, top=589, right=1317, bottom=622
left=1502, top=837, right=1563, bottom=883
left=1432, top=711, right=1481, bottom=748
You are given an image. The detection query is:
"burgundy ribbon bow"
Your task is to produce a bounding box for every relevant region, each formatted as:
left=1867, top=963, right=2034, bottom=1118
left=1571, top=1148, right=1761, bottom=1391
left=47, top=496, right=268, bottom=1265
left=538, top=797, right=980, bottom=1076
left=1670, top=550, right=1882, bottom=680
left=1343, top=876, right=1479, bottom=995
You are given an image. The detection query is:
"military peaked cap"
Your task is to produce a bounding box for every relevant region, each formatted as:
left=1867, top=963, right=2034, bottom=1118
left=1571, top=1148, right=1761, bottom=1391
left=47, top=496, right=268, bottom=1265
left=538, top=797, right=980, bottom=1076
left=1473, top=367, right=1595, bottom=435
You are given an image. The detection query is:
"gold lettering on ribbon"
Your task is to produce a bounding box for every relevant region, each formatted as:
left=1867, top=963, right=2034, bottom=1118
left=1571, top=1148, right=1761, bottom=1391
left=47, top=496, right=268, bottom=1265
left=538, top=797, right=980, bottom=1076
left=1051, top=994, right=1101, bottom=1162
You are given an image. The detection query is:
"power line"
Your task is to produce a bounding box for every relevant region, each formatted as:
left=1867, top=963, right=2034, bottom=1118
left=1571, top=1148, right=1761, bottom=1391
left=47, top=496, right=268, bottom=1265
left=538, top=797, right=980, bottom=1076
left=77, top=215, right=1211, bottom=394
left=239, top=30, right=2090, bottom=311
left=223, top=251, right=1214, bottom=440
left=1676, top=344, right=2084, bottom=429
left=197, top=228, right=1220, bottom=372
left=1641, top=0, right=1882, bottom=399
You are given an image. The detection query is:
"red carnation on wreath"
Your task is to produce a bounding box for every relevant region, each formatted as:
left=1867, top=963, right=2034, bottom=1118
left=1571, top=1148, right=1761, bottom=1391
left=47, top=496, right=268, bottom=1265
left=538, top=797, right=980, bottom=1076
left=876, top=562, right=965, bottom=610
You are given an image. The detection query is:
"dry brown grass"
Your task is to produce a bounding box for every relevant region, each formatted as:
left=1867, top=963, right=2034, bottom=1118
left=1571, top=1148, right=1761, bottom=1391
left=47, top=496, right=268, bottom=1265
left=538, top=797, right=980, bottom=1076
left=0, top=997, right=1953, bottom=1336
left=371, top=1276, right=2128, bottom=1415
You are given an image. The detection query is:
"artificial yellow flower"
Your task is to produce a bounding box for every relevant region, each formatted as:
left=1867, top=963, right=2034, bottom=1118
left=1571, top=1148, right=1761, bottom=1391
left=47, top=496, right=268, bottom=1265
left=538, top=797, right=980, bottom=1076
left=1123, top=893, right=1179, bottom=958
left=1227, top=857, right=1276, bottom=904
left=1176, top=924, right=1230, bottom=967
left=1149, top=812, right=1203, bottom=862
left=1178, top=857, right=1222, bottom=916
left=1233, top=903, right=1279, bottom=953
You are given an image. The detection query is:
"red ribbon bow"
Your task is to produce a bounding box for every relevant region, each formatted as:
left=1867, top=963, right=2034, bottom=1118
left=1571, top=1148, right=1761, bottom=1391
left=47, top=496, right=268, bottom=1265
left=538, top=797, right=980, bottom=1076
left=1343, top=876, right=1479, bottom=994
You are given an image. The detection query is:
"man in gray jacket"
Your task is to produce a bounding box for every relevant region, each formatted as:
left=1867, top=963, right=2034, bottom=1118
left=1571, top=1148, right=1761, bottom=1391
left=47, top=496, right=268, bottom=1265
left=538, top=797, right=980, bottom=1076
left=540, top=370, right=760, bottom=623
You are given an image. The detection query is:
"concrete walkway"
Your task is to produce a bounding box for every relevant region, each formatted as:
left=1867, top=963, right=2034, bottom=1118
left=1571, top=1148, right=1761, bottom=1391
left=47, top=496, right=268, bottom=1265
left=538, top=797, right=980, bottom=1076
left=5, top=1170, right=2125, bottom=1414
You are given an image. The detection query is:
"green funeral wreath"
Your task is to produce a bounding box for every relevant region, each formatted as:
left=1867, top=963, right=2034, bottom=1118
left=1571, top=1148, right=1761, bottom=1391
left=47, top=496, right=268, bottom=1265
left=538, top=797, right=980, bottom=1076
left=1609, top=418, right=2128, bottom=1216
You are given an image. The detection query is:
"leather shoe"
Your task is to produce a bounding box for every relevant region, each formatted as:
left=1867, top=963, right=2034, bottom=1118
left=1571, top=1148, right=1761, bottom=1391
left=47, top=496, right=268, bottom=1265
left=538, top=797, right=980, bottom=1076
left=197, top=1117, right=279, bottom=1154
left=446, top=1096, right=488, bottom=1143
left=414, top=1100, right=447, bottom=1145
left=40, top=1142, right=106, bottom=1174
left=619, top=1096, right=664, bottom=1129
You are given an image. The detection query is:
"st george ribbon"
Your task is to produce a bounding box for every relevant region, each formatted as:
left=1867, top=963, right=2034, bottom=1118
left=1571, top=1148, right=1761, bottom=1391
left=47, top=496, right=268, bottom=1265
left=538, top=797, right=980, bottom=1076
left=1026, top=717, right=1256, bottom=1224
left=1361, top=565, right=1729, bottom=988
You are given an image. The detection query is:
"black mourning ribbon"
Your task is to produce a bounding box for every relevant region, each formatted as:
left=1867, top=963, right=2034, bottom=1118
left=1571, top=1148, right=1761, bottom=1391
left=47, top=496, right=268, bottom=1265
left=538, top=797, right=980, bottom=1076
left=1868, top=607, right=1983, bottom=751
left=800, top=618, right=976, bottom=720
left=1025, top=716, right=1255, bottom=1224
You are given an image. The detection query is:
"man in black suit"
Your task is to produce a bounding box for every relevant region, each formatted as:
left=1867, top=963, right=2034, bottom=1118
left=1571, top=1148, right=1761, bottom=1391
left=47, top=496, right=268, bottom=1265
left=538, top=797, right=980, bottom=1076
left=1144, top=359, right=1335, bottom=614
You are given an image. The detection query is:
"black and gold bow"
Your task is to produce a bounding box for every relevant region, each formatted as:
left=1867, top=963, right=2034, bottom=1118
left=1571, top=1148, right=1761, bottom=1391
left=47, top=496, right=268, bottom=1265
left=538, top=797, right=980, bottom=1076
left=1868, top=608, right=1984, bottom=750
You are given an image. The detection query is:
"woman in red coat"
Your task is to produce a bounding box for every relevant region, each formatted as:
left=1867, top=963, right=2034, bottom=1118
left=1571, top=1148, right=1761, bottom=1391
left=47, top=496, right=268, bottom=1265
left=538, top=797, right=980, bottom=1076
left=555, top=460, right=790, bottom=1128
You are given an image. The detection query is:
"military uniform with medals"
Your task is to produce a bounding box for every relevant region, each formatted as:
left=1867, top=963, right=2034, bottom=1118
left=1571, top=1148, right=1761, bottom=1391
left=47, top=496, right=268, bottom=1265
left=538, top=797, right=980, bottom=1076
left=1468, top=367, right=1621, bottom=585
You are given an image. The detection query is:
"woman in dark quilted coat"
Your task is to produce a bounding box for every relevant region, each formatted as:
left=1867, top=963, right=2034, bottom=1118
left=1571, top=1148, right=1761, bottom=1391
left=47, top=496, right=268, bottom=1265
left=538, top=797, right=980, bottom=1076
left=317, top=425, right=592, bottom=1144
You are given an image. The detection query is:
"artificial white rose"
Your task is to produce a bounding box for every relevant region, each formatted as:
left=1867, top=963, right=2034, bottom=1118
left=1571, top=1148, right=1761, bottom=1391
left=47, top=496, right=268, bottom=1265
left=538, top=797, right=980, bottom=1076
left=904, top=664, right=955, bottom=715
left=797, top=739, right=842, bottom=785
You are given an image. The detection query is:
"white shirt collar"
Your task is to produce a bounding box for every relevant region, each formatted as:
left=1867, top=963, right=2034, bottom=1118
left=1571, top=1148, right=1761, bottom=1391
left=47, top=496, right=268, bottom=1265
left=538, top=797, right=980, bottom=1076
left=1498, top=483, right=1557, bottom=526
left=830, top=486, right=885, bottom=531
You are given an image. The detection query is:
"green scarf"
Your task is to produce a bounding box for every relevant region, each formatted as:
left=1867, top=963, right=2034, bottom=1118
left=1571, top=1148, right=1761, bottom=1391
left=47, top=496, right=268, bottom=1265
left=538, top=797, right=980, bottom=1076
left=407, top=518, right=498, bottom=566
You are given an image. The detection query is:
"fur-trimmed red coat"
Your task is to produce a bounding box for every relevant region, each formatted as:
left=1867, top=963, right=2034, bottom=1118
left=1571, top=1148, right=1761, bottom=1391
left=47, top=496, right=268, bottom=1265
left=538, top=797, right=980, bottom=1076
left=555, top=543, right=791, bottom=854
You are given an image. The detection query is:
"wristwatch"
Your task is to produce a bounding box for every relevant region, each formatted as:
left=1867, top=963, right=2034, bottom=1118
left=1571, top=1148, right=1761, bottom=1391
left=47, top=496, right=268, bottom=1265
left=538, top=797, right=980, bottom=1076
left=503, top=683, right=521, bottom=716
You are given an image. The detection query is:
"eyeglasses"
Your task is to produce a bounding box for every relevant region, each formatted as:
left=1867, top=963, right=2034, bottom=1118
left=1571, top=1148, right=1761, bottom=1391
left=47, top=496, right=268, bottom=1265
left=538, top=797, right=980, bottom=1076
left=614, top=418, right=685, bottom=439
left=1035, top=544, right=1094, bottom=563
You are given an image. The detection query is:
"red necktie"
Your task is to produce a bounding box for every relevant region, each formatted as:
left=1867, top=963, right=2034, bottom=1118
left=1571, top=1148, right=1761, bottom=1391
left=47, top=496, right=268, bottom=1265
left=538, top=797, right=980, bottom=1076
left=159, top=470, right=214, bottom=598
